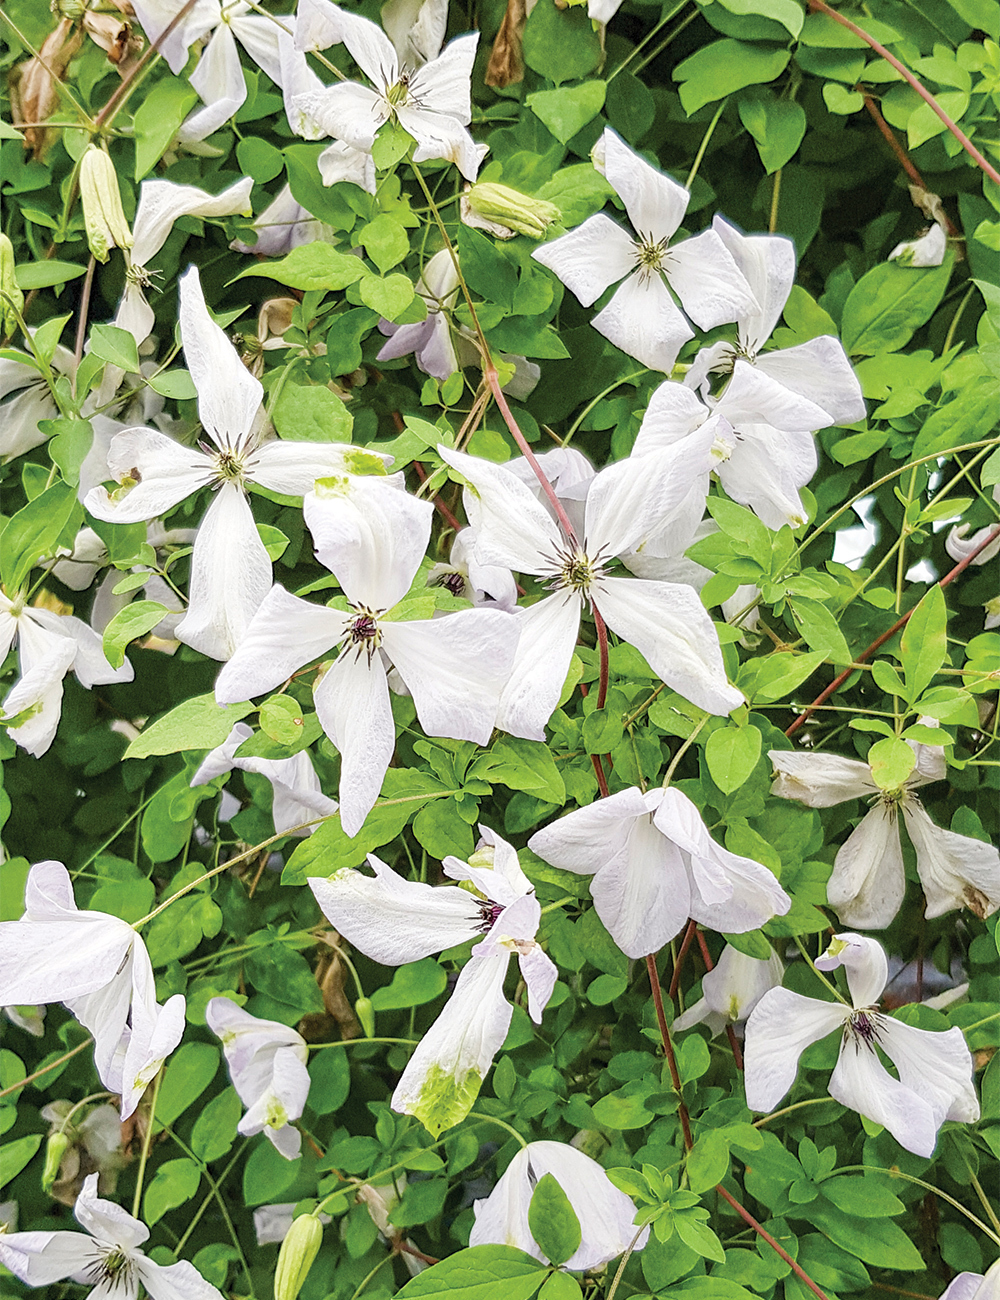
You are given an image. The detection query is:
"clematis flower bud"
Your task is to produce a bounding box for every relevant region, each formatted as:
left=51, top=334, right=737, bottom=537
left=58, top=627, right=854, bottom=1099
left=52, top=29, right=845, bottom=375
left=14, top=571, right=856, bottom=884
left=355, top=996, right=375, bottom=1038
left=273, top=1212, right=324, bottom=1300
left=463, top=182, right=560, bottom=239
left=0, top=232, right=24, bottom=336
left=80, top=146, right=133, bottom=263
left=42, top=1131, right=71, bottom=1193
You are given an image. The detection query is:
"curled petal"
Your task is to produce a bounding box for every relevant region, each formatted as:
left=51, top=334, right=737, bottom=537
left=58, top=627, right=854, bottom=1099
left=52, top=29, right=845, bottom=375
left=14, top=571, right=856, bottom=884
left=815, top=932, right=889, bottom=1008
left=769, top=749, right=877, bottom=807
left=826, top=804, right=906, bottom=933
left=903, top=801, right=1000, bottom=920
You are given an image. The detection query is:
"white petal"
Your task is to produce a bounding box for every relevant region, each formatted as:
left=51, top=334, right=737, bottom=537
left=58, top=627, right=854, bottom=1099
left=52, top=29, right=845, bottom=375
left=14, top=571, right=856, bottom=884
left=328, top=0, right=398, bottom=80
left=3, top=633, right=77, bottom=758
left=129, top=0, right=219, bottom=74
left=411, top=32, right=478, bottom=120
left=592, top=812, right=690, bottom=957
left=702, top=944, right=784, bottom=1022
left=529, top=786, right=659, bottom=875
left=131, top=176, right=253, bottom=269
left=382, top=0, right=447, bottom=64
left=231, top=13, right=287, bottom=84
left=595, top=576, right=742, bottom=716
left=382, top=608, right=518, bottom=744
left=769, top=750, right=877, bottom=806
left=944, top=523, right=1000, bottom=567
left=304, top=476, right=431, bottom=609
left=593, top=270, right=695, bottom=374
left=599, top=127, right=688, bottom=243
left=260, top=754, right=339, bottom=837
left=252, top=441, right=374, bottom=497
left=175, top=484, right=272, bottom=661
left=391, top=949, right=512, bottom=1135
left=631, top=380, right=710, bottom=456
left=743, top=988, right=848, bottom=1111
left=827, top=804, right=905, bottom=932
left=0, top=1231, right=96, bottom=1285
left=529, top=1142, right=649, bottom=1271
left=443, top=825, right=532, bottom=905
left=517, top=945, right=557, bottom=1023
left=755, top=336, right=866, bottom=425
left=711, top=216, right=794, bottom=350
left=291, top=82, right=387, bottom=154
left=119, top=955, right=186, bottom=1120
left=179, top=25, right=248, bottom=143
left=720, top=358, right=832, bottom=434
left=879, top=1017, right=979, bottom=1128
left=665, top=228, right=759, bottom=332
left=815, top=932, right=888, bottom=1007
left=829, top=1033, right=939, bottom=1157
left=74, top=1171, right=149, bottom=1248
left=190, top=722, right=251, bottom=786
left=715, top=422, right=816, bottom=531
left=84, top=428, right=213, bottom=524
left=939, top=1276, right=988, bottom=1300
left=531, top=215, right=635, bottom=309
left=495, top=593, right=582, bottom=742
left=309, top=855, right=481, bottom=963
left=903, top=801, right=1000, bottom=920
left=178, top=267, right=263, bottom=452
left=314, top=648, right=394, bottom=837
left=400, top=106, right=484, bottom=182
left=139, top=1257, right=226, bottom=1300
left=413, top=315, right=459, bottom=380
left=439, top=447, right=561, bottom=573
left=215, top=585, right=347, bottom=704
left=25, top=608, right=132, bottom=688
left=0, top=380, right=55, bottom=460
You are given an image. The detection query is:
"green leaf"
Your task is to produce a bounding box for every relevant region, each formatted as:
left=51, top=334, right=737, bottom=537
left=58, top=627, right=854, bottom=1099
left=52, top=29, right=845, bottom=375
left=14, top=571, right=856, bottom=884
left=272, top=382, right=353, bottom=443
left=789, top=597, right=852, bottom=665
left=134, top=77, right=200, bottom=179
left=243, top=1137, right=299, bottom=1206
left=675, top=40, right=791, bottom=114
left=900, top=585, right=947, bottom=700
left=706, top=496, right=772, bottom=566
left=527, top=82, right=607, bottom=145
left=674, top=1210, right=726, bottom=1262
left=144, top=1157, right=201, bottom=1225
left=259, top=694, right=304, bottom=744
left=102, top=601, right=169, bottom=669
left=13, top=261, right=88, bottom=290
left=747, top=651, right=827, bottom=704
left=458, top=225, right=519, bottom=309
left=867, top=736, right=916, bottom=791
left=523, top=0, right=601, bottom=85
left=395, top=1245, right=547, bottom=1299
left=739, top=93, right=807, bottom=173
left=308, top=1047, right=351, bottom=1114
left=818, top=1175, right=904, bottom=1217
left=840, top=255, right=954, bottom=355
left=356, top=213, right=410, bottom=272
left=236, top=136, right=284, bottom=184
left=154, top=1043, right=220, bottom=1133
left=46, top=417, right=93, bottom=487
left=358, top=272, right=415, bottom=321
left=369, top=958, right=447, bottom=1011
left=232, top=243, right=368, bottom=291
left=124, top=694, right=256, bottom=759
left=90, top=323, right=141, bottom=373
left=528, top=1173, right=582, bottom=1266
left=705, top=723, right=763, bottom=794
left=191, top=1087, right=242, bottom=1163
left=539, top=1272, right=583, bottom=1300
left=0, top=1134, right=42, bottom=1190
left=687, top=1129, right=731, bottom=1194
left=800, top=1199, right=925, bottom=1269
left=147, top=369, right=198, bottom=400
left=372, top=117, right=414, bottom=170
left=472, top=737, right=565, bottom=804
left=1, top=479, right=79, bottom=592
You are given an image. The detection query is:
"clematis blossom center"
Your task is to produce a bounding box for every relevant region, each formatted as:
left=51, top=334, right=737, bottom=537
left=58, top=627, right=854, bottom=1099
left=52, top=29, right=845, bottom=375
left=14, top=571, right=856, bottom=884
left=845, top=1006, right=884, bottom=1050
left=85, top=1246, right=137, bottom=1290
left=346, top=605, right=384, bottom=661
left=633, top=232, right=670, bottom=280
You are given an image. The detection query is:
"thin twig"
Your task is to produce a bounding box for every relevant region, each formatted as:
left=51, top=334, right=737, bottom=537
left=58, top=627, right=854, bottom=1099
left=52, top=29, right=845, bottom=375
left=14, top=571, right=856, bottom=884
left=0, top=1037, right=93, bottom=1099
left=716, top=1186, right=831, bottom=1300
left=645, top=954, right=694, bottom=1149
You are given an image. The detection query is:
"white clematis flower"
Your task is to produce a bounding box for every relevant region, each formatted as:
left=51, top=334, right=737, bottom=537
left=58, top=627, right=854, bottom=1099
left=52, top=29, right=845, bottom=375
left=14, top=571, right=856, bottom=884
left=0, top=862, right=185, bottom=1119
left=685, top=217, right=865, bottom=429
left=231, top=184, right=334, bottom=257
left=206, top=998, right=311, bottom=1158
left=441, top=442, right=741, bottom=740
left=427, top=528, right=517, bottom=611
left=0, top=593, right=134, bottom=758
left=470, top=1140, right=649, bottom=1270
left=769, top=746, right=1000, bottom=927
left=532, top=129, right=757, bottom=373
left=529, top=786, right=789, bottom=959
left=215, top=476, right=518, bottom=835
left=381, top=0, right=448, bottom=66
left=0, top=1172, right=223, bottom=1300
left=945, top=522, right=1000, bottom=567
left=293, top=0, right=484, bottom=181
left=673, top=942, right=784, bottom=1036
left=85, top=266, right=385, bottom=662
left=744, top=932, right=979, bottom=1158
left=310, top=829, right=556, bottom=1135
left=937, top=1260, right=1000, bottom=1300
left=0, top=343, right=75, bottom=463
left=192, top=722, right=338, bottom=837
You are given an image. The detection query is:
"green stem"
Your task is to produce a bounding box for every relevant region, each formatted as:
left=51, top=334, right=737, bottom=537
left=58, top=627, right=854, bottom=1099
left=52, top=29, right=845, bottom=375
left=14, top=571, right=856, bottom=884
left=466, top=1111, right=528, bottom=1148
left=793, top=936, right=850, bottom=1006
left=560, top=370, right=647, bottom=447
left=662, top=715, right=709, bottom=787
left=131, top=1067, right=162, bottom=1218
left=604, top=1223, right=649, bottom=1300
left=685, top=99, right=728, bottom=190
left=753, top=1096, right=836, bottom=1127
left=349, top=1252, right=394, bottom=1300
left=607, top=0, right=689, bottom=81
left=170, top=1134, right=255, bottom=1293
left=836, top=1165, right=1000, bottom=1246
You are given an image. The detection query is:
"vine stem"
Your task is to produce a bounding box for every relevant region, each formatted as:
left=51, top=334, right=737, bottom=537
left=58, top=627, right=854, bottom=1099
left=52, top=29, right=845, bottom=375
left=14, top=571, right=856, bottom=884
left=668, top=921, right=698, bottom=999
left=808, top=0, right=1000, bottom=185
left=836, top=1165, right=1000, bottom=1245
left=92, top=0, right=201, bottom=132
left=466, top=1111, right=529, bottom=1148
left=0, top=1038, right=93, bottom=1100
left=73, top=255, right=97, bottom=380
left=715, top=1187, right=831, bottom=1300
left=605, top=1223, right=651, bottom=1300
left=131, top=1066, right=163, bottom=1218
left=786, top=523, right=1000, bottom=737
left=645, top=954, right=694, bottom=1149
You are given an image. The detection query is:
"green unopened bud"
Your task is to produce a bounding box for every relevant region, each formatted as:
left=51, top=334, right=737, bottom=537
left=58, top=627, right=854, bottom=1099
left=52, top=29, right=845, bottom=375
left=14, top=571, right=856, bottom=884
left=355, top=997, right=375, bottom=1039
left=42, top=1131, right=70, bottom=1193
left=463, top=183, right=561, bottom=239
left=0, top=232, right=23, bottom=337
left=274, top=1213, right=323, bottom=1300
left=80, top=145, right=132, bottom=264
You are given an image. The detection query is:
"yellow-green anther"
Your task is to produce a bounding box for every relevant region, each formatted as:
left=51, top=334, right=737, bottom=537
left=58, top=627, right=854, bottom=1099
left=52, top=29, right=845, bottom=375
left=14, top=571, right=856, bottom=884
left=0, top=232, right=23, bottom=336
left=273, top=1212, right=324, bottom=1300
left=465, top=183, right=561, bottom=239
left=42, top=1131, right=70, bottom=1193
left=355, top=997, right=375, bottom=1038
left=80, top=146, right=133, bottom=264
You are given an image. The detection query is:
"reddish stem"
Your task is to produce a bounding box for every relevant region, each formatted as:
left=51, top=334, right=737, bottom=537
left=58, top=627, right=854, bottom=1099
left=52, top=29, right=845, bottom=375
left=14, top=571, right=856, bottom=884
left=716, top=1186, right=831, bottom=1300
left=858, top=93, right=960, bottom=237
left=412, top=460, right=464, bottom=533
left=591, top=753, right=611, bottom=798
left=669, top=920, right=698, bottom=999
left=810, top=0, right=1000, bottom=186
left=646, top=954, right=694, bottom=1150
left=593, top=604, right=610, bottom=710
left=787, top=524, right=1000, bottom=737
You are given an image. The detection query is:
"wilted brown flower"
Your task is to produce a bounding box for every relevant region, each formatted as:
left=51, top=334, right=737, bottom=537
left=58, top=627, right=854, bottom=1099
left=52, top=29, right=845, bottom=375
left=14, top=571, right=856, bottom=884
left=9, top=19, right=84, bottom=159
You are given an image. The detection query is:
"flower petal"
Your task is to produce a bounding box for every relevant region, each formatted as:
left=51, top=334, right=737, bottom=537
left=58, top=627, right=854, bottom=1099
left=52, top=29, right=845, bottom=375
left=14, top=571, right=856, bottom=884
left=598, top=127, right=688, bottom=244
left=495, top=592, right=583, bottom=742
left=382, top=608, right=518, bottom=744
left=743, top=987, right=847, bottom=1111
left=84, top=428, right=213, bottom=524
left=179, top=25, right=249, bottom=143
left=131, top=176, right=254, bottom=269
left=438, top=447, right=561, bottom=573
left=768, top=750, right=876, bottom=806
left=74, top=1171, right=150, bottom=1249
left=291, top=82, right=387, bottom=154
left=531, top=214, right=635, bottom=309
left=595, top=576, right=743, bottom=716
left=903, top=801, right=1000, bottom=920
left=400, top=106, right=484, bottom=182
left=631, top=379, right=710, bottom=455
left=309, top=854, right=481, bottom=963
left=215, top=585, right=347, bottom=704
left=175, top=483, right=272, bottom=661
left=829, top=1032, right=939, bottom=1158
left=251, top=440, right=384, bottom=497
left=755, top=336, right=865, bottom=425
left=826, top=805, right=906, bottom=932
left=591, top=271, right=694, bottom=373
left=138, top=1257, right=226, bottom=1300
left=26, top=608, right=132, bottom=689
left=712, top=216, right=795, bottom=351
left=878, top=1017, right=979, bottom=1128
left=716, top=421, right=817, bottom=530
left=0, top=1231, right=96, bottom=1286
left=2, top=628, right=77, bottom=757
left=815, top=932, right=888, bottom=1008
left=720, top=358, right=832, bottom=435
left=666, top=227, right=758, bottom=331
left=529, top=786, right=659, bottom=875
left=411, top=32, right=478, bottom=120
left=179, top=266, right=264, bottom=452
left=314, top=647, right=394, bottom=837
left=591, top=811, right=690, bottom=957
